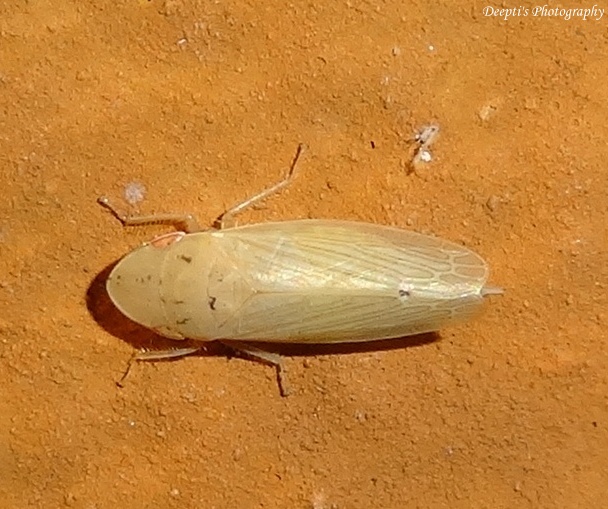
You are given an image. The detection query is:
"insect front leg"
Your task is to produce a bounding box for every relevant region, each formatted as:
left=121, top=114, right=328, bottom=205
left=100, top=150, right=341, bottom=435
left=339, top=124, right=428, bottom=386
left=215, top=143, right=305, bottom=230
left=97, top=196, right=202, bottom=233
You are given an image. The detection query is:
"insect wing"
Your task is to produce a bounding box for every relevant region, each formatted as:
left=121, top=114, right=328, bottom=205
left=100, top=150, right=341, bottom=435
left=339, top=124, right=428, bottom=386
left=208, top=220, right=489, bottom=343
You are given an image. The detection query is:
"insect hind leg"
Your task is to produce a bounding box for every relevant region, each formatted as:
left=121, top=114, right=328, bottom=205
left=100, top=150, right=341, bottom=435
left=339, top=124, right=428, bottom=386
left=221, top=340, right=291, bottom=397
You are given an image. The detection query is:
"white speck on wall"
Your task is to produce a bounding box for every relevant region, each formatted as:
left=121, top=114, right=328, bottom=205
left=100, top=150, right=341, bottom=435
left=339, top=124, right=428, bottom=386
left=124, top=181, right=146, bottom=205
left=478, top=99, right=501, bottom=122
left=311, top=491, right=327, bottom=509
left=418, top=149, right=432, bottom=162
left=410, top=123, right=440, bottom=169
left=414, top=124, right=440, bottom=146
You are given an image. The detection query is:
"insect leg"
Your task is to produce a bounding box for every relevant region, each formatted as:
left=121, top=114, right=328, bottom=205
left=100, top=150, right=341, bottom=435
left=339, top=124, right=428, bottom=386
left=215, top=143, right=305, bottom=230
left=481, top=286, right=505, bottom=297
left=98, top=196, right=202, bottom=233
left=134, top=347, right=203, bottom=360
left=116, top=347, right=203, bottom=387
left=221, top=340, right=291, bottom=397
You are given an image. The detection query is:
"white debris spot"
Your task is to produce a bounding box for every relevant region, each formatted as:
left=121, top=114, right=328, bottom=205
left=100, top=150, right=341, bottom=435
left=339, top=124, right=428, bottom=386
left=414, top=124, right=440, bottom=146
left=418, top=149, right=432, bottom=163
left=410, top=124, right=440, bottom=169
left=478, top=100, right=501, bottom=122
left=123, top=181, right=146, bottom=205
left=311, top=491, right=327, bottom=509
left=485, top=194, right=500, bottom=212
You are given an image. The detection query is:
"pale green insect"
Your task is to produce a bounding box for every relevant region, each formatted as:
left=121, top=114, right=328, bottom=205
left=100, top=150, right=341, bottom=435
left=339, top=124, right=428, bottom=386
left=99, top=145, right=502, bottom=394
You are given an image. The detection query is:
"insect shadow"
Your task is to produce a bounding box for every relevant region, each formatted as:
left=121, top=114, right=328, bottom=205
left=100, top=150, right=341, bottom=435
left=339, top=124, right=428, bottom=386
left=87, top=260, right=440, bottom=373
